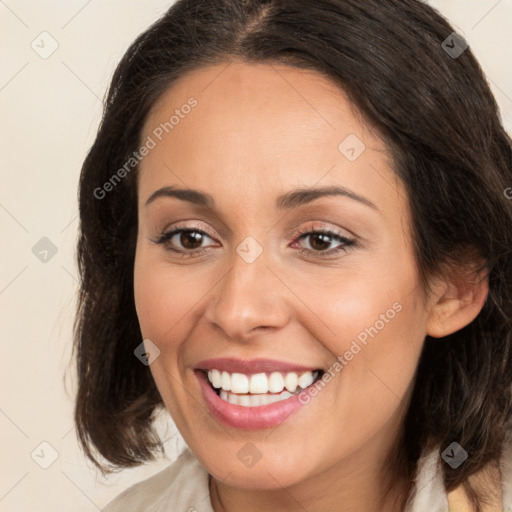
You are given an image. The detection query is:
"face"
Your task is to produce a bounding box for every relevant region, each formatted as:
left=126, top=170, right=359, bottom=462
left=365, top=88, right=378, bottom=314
left=133, top=60, right=431, bottom=491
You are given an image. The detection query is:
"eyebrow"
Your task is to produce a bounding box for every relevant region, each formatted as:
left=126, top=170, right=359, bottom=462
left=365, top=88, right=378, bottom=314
left=144, top=185, right=379, bottom=211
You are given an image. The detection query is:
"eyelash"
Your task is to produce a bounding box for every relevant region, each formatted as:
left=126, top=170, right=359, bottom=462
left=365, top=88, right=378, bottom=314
left=152, top=223, right=356, bottom=259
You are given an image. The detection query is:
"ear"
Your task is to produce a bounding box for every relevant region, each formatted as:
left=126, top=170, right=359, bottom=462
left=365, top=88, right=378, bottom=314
left=426, top=261, right=489, bottom=339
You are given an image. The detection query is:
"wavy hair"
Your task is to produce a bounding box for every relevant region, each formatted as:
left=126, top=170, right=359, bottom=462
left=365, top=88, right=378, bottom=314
left=73, top=1, right=512, bottom=510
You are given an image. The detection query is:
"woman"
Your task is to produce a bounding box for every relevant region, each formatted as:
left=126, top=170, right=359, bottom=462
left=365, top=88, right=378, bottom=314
left=73, top=0, right=512, bottom=510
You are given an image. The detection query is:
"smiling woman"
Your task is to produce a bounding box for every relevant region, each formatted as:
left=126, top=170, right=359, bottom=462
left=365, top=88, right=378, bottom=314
left=73, top=1, right=512, bottom=511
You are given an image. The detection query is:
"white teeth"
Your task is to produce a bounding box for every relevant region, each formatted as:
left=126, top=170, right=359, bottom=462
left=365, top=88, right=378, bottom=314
left=298, top=372, right=315, bottom=389
left=221, top=371, right=230, bottom=391
left=268, top=372, right=285, bottom=393
left=284, top=372, right=298, bottom=392
left=249, top=373, right=268, bottom=394
left=219, top=389, right=297, bottom=406
left=209, top=369, right=222, bottom=389
left=207, top=369, right=319, bottom=394
left=231, top=373, right=249, bottom=394
left=238, top=394, right=251, bottom=407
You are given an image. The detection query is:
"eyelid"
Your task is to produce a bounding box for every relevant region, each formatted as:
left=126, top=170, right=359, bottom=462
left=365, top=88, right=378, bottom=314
left=154, top=219, right=218, bottom=243
left=293, top=220, right=354, bottom=236
left=157, top=219, right=353, bottom=243
left=158, top=221, right=218, bottom=240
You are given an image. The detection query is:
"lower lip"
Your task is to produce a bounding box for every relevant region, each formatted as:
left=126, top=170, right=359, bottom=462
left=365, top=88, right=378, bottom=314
left=195, top=370, right=311, bottom=430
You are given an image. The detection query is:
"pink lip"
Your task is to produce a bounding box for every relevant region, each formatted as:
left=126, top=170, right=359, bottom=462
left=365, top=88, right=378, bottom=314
left=195, top=370, right=312, bottom=430
left=195, top=357, right=320, bottom=374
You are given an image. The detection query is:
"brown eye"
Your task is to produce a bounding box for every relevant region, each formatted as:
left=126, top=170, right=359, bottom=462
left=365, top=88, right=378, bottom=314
left=292, top=228, right=356, bottom=258
left=306, top=232, right=335, bottom=252
left=179, top=230, right=205, bottom=250
left=155, top=228, right=215, bottom=253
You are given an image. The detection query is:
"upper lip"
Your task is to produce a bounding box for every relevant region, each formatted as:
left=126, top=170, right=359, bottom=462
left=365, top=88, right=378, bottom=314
left=195, top=358, right=321, bottom=374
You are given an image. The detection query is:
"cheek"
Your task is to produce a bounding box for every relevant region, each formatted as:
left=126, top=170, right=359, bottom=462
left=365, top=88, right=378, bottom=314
left=133, top=264, right=168, bottom=339
left=289, top=277, right=425, bottom=460
left=299, top=254, right=427, bottom=402
left=298, top=263, right=418, bottom=349
left=133, top=252, right=200, bottom=343
left=133, top=253, right=195, bottom=408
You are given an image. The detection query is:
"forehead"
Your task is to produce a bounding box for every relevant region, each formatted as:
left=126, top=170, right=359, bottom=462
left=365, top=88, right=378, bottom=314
left=138, top=60, right=401, bottom=216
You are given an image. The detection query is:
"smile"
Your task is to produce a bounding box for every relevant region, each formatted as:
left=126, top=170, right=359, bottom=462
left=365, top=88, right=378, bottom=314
left=194, top=359, right=325, bottom=429
left=207, top=369, right=320, bottom=406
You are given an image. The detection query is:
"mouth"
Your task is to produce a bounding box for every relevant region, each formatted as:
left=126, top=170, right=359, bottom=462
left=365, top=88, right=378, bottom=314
left=201, top=368, right=325, bottom=407
left=193, top=357, right=327, bottom=429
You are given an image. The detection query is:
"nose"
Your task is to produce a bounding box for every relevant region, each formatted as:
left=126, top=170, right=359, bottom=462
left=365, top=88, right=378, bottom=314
left=203, top=243, right=290, bottom=343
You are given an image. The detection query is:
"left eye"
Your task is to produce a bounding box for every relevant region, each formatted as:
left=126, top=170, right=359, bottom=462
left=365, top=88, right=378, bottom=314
left=293, top=230, right=354, bottom=254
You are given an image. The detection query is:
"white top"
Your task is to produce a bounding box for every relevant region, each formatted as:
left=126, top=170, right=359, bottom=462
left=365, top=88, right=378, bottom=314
left=103, top=437, right=512, bottom=512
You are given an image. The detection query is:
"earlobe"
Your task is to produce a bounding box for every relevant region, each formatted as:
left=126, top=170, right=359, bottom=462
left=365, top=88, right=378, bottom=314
left=426, top=267, right=489, bottom=339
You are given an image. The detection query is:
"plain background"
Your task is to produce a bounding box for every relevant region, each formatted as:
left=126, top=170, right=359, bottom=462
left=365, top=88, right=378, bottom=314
left=1, top=1, right=511, bottom=510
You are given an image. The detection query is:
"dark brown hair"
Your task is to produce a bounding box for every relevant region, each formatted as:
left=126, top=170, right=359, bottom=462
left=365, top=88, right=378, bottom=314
left=73, top=1, right=512, bottom=510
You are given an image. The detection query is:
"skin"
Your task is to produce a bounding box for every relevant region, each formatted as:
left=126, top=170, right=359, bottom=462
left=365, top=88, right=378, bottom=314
left=133, top=60, right=488, bottom=512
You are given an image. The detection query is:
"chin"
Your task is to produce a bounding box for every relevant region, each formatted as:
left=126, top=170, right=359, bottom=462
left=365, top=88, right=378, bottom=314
left=195, top=443, right=315, bottom=490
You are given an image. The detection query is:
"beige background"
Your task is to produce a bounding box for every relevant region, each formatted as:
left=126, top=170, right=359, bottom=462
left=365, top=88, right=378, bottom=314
left=1, top=1, right=511, bottom=510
